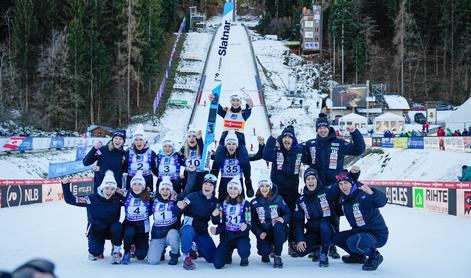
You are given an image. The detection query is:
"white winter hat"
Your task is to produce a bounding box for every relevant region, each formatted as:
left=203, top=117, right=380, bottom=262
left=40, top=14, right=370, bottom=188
left=224, top=131, right=239, bottom=147
left=132, top=124, right=146, bottom=142
left=186, top=125, right=197, bottom=137
left=159, top=176, right=173, bottom=193
left=98, top=170, right=117, bottom=197
left=230, top=92, right=241, bottom=101
left=161, top=137, right=175, bottom=149
left=227, top=177, right=242, bottom=194
left=258, top=174, right=273, bottom=189
left=130, top=170, right=145, bottom=188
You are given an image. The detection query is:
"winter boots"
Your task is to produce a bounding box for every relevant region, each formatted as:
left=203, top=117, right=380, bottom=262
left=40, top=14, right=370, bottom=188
left=168, top=252, right=179, bottom=265
left=362, top=250, right=383, bottom=271
left=273, top=255, right=283, bottom=268
left=261, top=256, right=270, bottom=263
left=121, top=252, right=131, bottom=265
left=183, top=256, right=195, bottom=270
left=310, top=247, right=320, bottom=262
left=111, top=245, right=122, bottom=265
left=342, top=253, right=367, bottom=264
left=319, top=253, right=329, bottom=267
left=240, top=257, right=249, bottom=267
left=328, top=246, right=340, bottom=259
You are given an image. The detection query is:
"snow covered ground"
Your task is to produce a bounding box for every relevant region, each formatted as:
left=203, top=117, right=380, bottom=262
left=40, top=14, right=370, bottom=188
left=350, top=148, right=471, bottom=181
left=0, top=199, right=468, bottom=277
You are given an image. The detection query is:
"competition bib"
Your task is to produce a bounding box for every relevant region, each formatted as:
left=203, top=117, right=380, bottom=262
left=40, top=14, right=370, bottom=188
left=152, top=200, right=177, bottom=227
left=129, top=149, right=152, bottom=176
left=224, top=202, right=244, bottom=232
left=158, top=156, right=179, bottom=179
left=352, top=203, right=365, bottom=227
left=186, top=150, right=202, bottom=172
left=221, top=158, right=241, bottom=178
left=318, top=193, right=331, bottom=217
left=223, top=111, right=245, bottom=131
left=124, top=195, right=149, bottom=222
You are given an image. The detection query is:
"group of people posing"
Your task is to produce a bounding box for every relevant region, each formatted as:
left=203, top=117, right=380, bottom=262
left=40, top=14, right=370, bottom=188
left=61, top=93, right=389, bottom=271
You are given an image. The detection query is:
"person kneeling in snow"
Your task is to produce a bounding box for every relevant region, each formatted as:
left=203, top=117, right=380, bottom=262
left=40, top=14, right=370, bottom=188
left=211, top=131, right=254, bottom=199
left=147, top=166, right=197, bottom=265
left=120, top=171, right=152, bottom=264
left=176, top=173, right=219, bottom=270
left=211, top=178, right=252, bottom=269
left=333, top=169, right=389, bottom=271
left=61, top=171, right=123, bottom=264
left=250, top=175, right=290, bottom=268
left=294, top=167, right=341, bottom=267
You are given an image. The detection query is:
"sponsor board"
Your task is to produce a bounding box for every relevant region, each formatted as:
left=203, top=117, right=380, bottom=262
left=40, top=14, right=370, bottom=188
left=42, top=183, right=64, bottom=203
left=463, top=137, right=471, bottom=153
left=50, top=137, right=65, bottom=149
left=364, top=137, right=372, bottom=147
left=0, top=184, right=42, bottom=207
left=413, top=188, right=424, bottom=208
left=423, top=188, right=448, bottom=214
left=0, top=178, right=93, bottom=208
left=71, top=181, right=94, bottom=197
left=372, top=137, right=382, bottom=147
left=393, top=138, right=408, bottom=149
left=385, top=186, right=412, bottom=207
left=408, top=137, right=424, bottom=149
left=424, top=137, right=440, bottom=150
left=456, top=190, right=471, bottom=217
left=444, top=137, right=464, bottom=152
left=381, top=138, right=394, bottom=148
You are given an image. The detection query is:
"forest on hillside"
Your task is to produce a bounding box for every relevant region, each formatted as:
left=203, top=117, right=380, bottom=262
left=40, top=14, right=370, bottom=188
left=256, top=0, right=471, bottom=105
left=1, top=0, right=470, bottom=132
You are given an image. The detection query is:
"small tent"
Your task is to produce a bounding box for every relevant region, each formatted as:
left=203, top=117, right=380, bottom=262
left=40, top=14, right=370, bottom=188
left=373, top=112, right=405, bottom=134
left=339, top=113, right=368, bottom=134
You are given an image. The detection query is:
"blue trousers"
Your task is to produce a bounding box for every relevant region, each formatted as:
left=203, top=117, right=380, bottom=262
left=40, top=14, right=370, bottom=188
left=214, top=236, right=251, bottom=269
left=123, top=224, right=149, bottom=260
left=296, top=220, right=335, bottom=257
left=180, top=225, right=216, bottom=263
left=256, top=222, right=287, bottom=257
left=333, top=229, right=388, bottom=257
left=88, top=222, right=122, bottom=257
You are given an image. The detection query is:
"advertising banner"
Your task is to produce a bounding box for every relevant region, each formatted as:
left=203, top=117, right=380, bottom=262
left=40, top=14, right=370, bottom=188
left=375, top=185, right=412, bottom=207
left=42, top=183, right=64, bottom=203
left=0, top=184, right=42, bottom=208
left=424, top=137, right=442, bottom=150
left=464, top=137, right=471, bottom=153
left=0, top=178, right=93, bottom=208
left=75, top=142, right=87, bottom=161
left=393, top=138, right=408, bottom=149
left=444, top=137, right=465, bottom=152
left=408, top=137, right=424, bottom=149
left=2, top=136, right=26, bottom=151
left=423, top=188, right=449, bottom=214
left=456, top=189, right=471, bottom=217
left=372, top=137, right=382, bottom=147
left=50, top=137, right=65, bottom=149
left=48, top=160, right=94, bottom=179
left=413, top=188, right=425, bottom=209
left=18, top=137, right=33, bottom=151
left=364, top=137, right=372, bottom=147
left=381, top=138, right=394, bottom=148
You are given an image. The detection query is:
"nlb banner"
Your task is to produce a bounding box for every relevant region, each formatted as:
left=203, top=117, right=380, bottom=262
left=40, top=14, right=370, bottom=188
left=0, top=178, right=93, bottom=208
